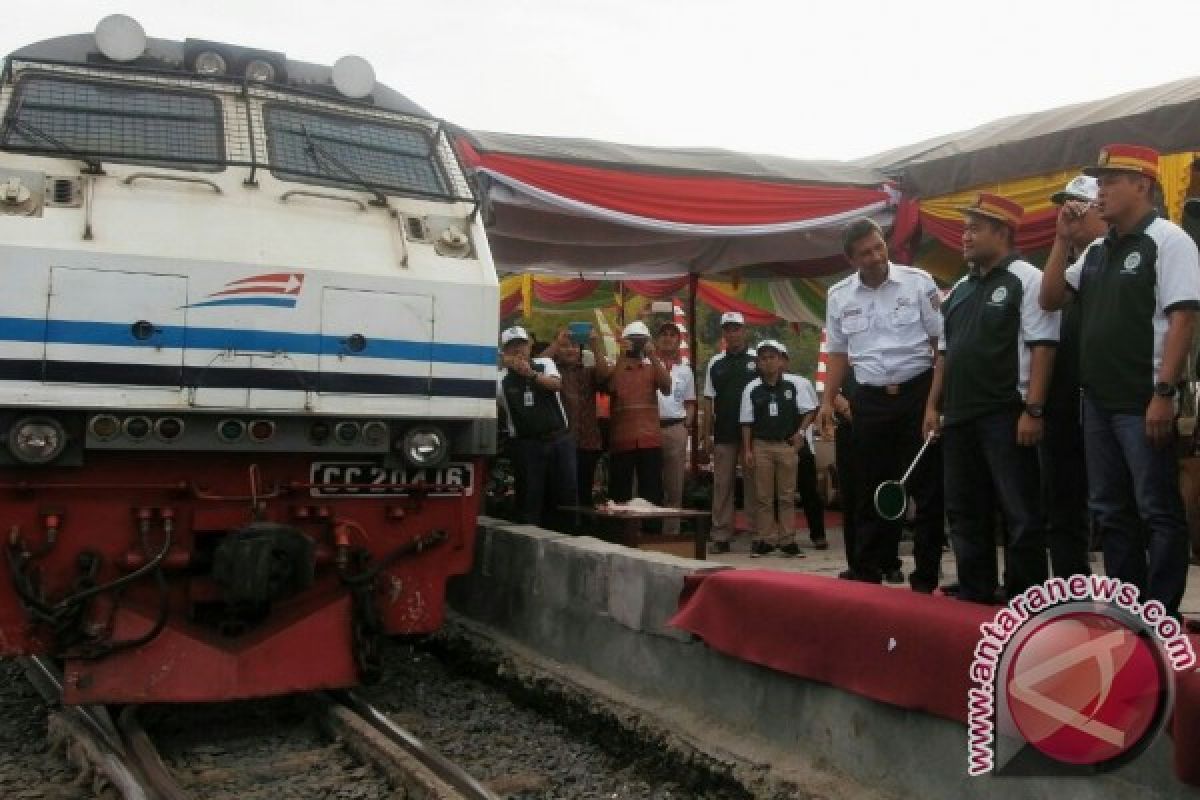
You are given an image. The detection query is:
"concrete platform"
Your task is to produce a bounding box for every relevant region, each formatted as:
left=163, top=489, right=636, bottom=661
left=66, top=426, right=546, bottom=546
left=712, top=513, right=1200, bottom=616
left=448, top=517, right=1200, bottom=799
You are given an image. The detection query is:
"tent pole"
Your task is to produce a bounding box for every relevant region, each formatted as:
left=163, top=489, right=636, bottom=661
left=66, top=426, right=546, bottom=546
left=687, top=273, right=700, bottom=474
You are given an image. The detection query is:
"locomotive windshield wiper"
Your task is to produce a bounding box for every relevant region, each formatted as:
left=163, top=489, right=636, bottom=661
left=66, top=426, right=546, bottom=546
left=1, top=98, right=104, bottom=174
left=300, top=124, right=388, bottom=208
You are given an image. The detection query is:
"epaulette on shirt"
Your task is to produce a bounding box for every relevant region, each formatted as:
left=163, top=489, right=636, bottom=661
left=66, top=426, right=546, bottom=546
left=827, top=275, right=855, bottom=297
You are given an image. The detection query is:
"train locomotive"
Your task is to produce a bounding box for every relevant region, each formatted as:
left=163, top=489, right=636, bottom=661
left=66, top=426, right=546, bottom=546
left=0, top=16, right=498, bottom=703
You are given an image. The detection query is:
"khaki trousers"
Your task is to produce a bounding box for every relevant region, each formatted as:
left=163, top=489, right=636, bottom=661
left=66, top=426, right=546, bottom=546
left=753, top=440, right=798, bottom=547
left=712, top=442, right=758, bottom=542
left=660, top=422, right=689, bottom=535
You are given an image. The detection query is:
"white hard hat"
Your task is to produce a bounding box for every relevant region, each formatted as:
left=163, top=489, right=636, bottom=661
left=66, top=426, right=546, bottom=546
left=719, top=311, right=746, bottom=327
left=500, top=326, right=530, bottom=346
left=622, top=320, right=651, bottom=338
left=755, top=339, right=788, bottom=356
left=1050, top=175, right=1099, bottom=205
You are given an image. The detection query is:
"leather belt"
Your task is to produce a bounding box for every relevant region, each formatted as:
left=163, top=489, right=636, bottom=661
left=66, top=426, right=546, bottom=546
left=857, top=370, right=932, bottom=397
left=660, top=419, right=685, bottom=428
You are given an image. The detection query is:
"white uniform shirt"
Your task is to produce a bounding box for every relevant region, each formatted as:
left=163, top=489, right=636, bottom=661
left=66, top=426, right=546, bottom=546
left=658, top=361, right=697, bottom=420
left=738, top=373, right=819, bottom=423
left=824, top=263, right=943, bottom=386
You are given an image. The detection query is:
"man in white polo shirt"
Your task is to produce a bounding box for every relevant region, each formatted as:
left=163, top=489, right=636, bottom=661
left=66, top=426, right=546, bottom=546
left=816, top=218, right=945, bottom=591
left=656, top=320, right=696, bottom=534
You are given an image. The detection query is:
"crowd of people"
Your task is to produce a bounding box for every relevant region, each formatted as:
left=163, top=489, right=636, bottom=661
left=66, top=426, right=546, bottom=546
left=497, top=143, right=1200, bottom=619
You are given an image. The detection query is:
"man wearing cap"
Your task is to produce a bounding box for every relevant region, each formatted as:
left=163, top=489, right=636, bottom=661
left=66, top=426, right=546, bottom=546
left=817, top=218, right=945, bottom=590
left=497, top=326, right=579, bottom=527
left=740, top=340, right=818, bottom=556
left=1041, top=145, right=1200, bottom=616
left=703, top=312, right=759, bottom=553
left=925, top=194, right=1058, bottom=604
left=605, top=320, right=672, bottom=504
left=655, top=320, right=696, bottom=533
left=1041, top=175, right=1106, bottom=578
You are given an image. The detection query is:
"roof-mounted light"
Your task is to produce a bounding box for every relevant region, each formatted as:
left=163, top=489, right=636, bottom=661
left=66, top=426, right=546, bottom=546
left=94, top=14, right=147, bottom=63
left=332, top=55, right=376, bottom=99
left=194, top=51, right=228, bottom=76
left=244, top=59, right=276, bottom=83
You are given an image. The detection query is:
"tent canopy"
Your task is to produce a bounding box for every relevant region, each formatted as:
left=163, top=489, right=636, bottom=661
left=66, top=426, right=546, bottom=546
left=863, top=76, right=1200, bottom=198
left=456, top=129, right=896, bottom=277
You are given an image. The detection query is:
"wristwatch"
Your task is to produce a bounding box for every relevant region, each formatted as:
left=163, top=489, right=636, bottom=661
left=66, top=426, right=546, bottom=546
left=1154, top=381, right=1177, bottom=398
left=1024, top=403, right=1045, bottom=419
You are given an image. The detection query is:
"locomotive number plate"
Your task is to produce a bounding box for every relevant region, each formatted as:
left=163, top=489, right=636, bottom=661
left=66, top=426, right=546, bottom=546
left=309, top=461, right=474, bottom=497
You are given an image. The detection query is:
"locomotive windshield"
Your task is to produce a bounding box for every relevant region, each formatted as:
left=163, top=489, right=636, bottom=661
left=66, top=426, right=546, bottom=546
left=1, top=73, right=224, bottom=167
left=263, top=105, right=448, bottom=197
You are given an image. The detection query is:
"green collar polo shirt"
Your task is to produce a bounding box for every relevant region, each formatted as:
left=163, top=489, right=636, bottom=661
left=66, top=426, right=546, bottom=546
left=939, top=254, right=1060, bottom=427
left=1065, top=211, right=1200, bottom=414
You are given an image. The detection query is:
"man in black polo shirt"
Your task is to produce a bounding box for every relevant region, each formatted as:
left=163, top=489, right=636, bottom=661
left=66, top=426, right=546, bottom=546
left=1041, top=144, right=1200, bottom=617
left=1041, top=175, right=1106, bottom=579
left=497, top=326, right=578, bottom=528
left=703, top=312, right=758, bottom=553
left=924, top=193, right=1058, bottom=604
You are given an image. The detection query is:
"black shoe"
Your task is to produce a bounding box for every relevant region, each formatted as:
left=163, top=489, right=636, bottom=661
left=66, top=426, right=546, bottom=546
left=810, top=537, right=829, bottom=550
left=838, top=568, right=880, bottom=583
left=709, top=540, right=731, bottom=555
left=779, top=543, right=803, bottom=557
left=751, top=540, right=777, bottom=557
left=884, top=568, right=905, bottom=584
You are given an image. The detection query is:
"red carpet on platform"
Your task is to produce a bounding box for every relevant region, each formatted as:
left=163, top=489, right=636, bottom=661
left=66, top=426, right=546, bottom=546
left=669, top=569, right=1200, bottom=786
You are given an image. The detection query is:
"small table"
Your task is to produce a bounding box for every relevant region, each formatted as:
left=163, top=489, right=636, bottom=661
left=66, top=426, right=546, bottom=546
left=559, top=505, right=712, bottom=560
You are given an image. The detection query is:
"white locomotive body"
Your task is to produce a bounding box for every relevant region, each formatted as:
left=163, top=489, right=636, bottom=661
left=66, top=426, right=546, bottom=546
left=0, top=18, right=498, bottom=703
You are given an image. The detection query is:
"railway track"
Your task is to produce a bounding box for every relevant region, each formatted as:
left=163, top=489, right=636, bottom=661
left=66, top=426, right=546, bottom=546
left=21, top=656, right=499, bottom=800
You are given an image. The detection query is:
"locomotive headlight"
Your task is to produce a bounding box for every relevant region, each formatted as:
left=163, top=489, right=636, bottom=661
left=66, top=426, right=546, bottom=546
left=244, top=59, right=276, bottom=83
left=8, top=417, right=67, bottom=465
left=194, top=51, right=228, bottom=76
left=400, top=426, right=448, bottom=467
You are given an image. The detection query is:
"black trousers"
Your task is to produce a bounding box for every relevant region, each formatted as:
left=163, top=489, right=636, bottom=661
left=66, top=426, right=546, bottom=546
left=849, top=372, right=944, bottom=587
left=577, top=449, right=602, bottom=507
left=795, top=441, right=827, bottom=541
left=835, top=411, right=859, bottom=570
left=1040, top=405, right=1091, bottom=578
left=944, top=408, right=1048, bottom=603
left=509, top=432, right=579, bottom=530
left=609, top=447, right=664, bottom=504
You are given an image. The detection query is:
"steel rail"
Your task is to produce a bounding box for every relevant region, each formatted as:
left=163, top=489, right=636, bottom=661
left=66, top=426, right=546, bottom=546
left=20, top=657, right=157, bottom=800
left=330, top=690, right=499, bottom=800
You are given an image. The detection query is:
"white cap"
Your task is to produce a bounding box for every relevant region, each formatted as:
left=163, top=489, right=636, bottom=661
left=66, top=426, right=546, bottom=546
left=755, top=339, right=788, bottom=356
left=719, top=311, right=746, bottom=327
left=1051, top=175, right=1099, bottom=205
left=500, top=326, right=530, bottom=346
left=622, top=320, right=651, bottom=338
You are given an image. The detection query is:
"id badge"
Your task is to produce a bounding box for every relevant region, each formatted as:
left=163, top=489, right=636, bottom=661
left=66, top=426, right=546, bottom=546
left=768, top=400, right=779, bottom=417
left=523, top=389, right=535, bottom=407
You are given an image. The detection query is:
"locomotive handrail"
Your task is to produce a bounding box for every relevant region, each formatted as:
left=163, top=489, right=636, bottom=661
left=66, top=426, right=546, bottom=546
left=0, top=481, right=189, bottom=492
left=280, top=189, right=367, bottom=211
left=122, top=173, right=223, bottom=193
